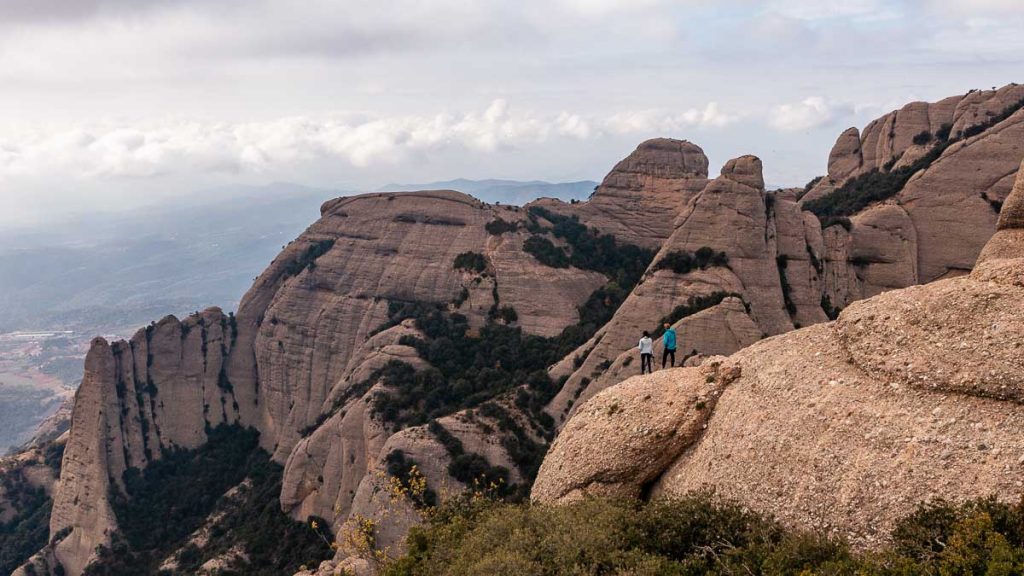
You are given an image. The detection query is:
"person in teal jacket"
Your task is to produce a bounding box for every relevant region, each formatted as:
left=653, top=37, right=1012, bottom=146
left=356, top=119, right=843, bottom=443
left=661, top=323, right=677, bottom=368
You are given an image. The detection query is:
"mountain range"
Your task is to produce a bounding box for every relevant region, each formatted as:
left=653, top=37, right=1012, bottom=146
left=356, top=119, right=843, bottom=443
left=2, top=83, right=1023, bottom=576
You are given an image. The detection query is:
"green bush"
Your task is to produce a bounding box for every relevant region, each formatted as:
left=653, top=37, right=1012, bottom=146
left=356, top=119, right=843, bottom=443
left=485, top=218, right=519, bottom=235
left=653, top=247, right=729, bottom=275
left=523, top=236, right=570, bottom=268
left=453, top=252, right=488, bottom=273
left=282, top=239, right=335, bottom=278
left=912, top=130, right=933, bottom=145
left=775, top=255, right=797, bottom=318
left=382, top=494, right=1024, bottom=576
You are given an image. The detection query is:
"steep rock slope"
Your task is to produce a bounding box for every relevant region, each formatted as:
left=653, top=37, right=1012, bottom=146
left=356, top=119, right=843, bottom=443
left=547, top=157, right=824, bottom=420
left=805, top=83, right=1024, bottom=307
left=23, top=184, right=651, bottom=575
left=534, top=161, right=1024, bottom=547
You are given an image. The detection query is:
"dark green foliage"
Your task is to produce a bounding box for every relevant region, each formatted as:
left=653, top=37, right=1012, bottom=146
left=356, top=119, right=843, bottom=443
left=912, top=130, right=933, bottom=145
left=653, top=247, right=729, bottom=275
left=477, top=403, right=548, bottom=482
left=385, top=450, right=438, bottom=508
left=805, top=97, right=1024, bottom=228
left=776, top=255, right=797, bottom=318
left=654, top=292, right=744, bottom=338
left=961, top=97, right=1024, bottom=139
left=524, top=207, right=654, bottom=284
left=821, top=294, right=842, bottom=320
left=282, top=239, right=335, bottom=278
left=936, top=123, right=953, bottom=141
left=427, top=421, right=512, bottom=495
left=522, top=236, right=569, bottom=268
left=484, top=218, right=518, bottom=235
left=42, top=442, right=65, bottom=471
left=383, top=494, right=1024, bottom=576
left=85, top=425, right=332, bottom=576
left=491, top=305, right=518, bottom=324
left=452, top=252, right=488, bottom=273
left=802, top=175, right=824, bottom=197
left=0, top=470, right=52, bottom=574
left=982, top=192, right=1004, bottom=214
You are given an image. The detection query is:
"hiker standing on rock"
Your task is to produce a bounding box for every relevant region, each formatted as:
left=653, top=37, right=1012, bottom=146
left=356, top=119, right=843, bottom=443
left=661, top=323, right=677, bottom=369
left=638, top=331, right=654, bottom=374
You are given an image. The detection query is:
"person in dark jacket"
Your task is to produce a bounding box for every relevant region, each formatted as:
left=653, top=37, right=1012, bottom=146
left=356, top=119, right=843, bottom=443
left=661, top=322, right=677, bottom=368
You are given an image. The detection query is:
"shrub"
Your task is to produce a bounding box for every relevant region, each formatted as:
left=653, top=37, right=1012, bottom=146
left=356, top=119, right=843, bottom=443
left=776, top=255, right=797, bottom=318
left=453, top=251, right=488, bottom=273
left=522, top=236, right=570, bottom=268
left=653, top=247, right=729, bottom=275
left=382, top=494, right=1024, bottom=576
left=485, top=218, right=518, bottom=235
left=282, top=239, right=335, bottom=278
left=912, top=130, right=933, bottom=145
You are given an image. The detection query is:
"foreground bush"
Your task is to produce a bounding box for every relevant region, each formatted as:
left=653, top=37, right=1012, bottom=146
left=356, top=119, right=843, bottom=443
left=381, top=492, right=1024, bottom=576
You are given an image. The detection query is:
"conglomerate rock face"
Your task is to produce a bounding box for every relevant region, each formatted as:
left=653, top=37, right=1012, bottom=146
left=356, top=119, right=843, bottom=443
left=534, top=164, right=1024, bottom=548
left=806, top=83, right=1024, bottom=301
left=14, top=85, right=1024, bottom=576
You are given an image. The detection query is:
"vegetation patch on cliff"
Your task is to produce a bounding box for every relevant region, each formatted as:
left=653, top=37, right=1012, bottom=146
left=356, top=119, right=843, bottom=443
left=0, top=467, right=52, bottom=575
left=452, top=251, right=489, bottom=273
left=382, top=493, right=1024, bottom=576
left=372, top=219, right=654, bottom=485
left=84, top=425, right=332, bottom=576
left=653, top=292, right=745, bottom=338
left=652, top=247, right=729, bottom=275
left=804, top=96, right=1024, bottom=228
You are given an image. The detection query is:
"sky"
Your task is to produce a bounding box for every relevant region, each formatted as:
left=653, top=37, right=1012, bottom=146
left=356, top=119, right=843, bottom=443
left=0, top=0, right=1022, bottom=229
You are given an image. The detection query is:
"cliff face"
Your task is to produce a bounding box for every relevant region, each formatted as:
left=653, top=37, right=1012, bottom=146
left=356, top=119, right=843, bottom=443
left=534, top=161, right=1024, bottom=547
left=806, top=83, right=1024, bottom=304
left=13, top=85, right=1024, bottom=576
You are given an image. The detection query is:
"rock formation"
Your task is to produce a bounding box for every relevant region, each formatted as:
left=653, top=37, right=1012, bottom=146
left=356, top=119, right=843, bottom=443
left=805, top=83, right=1024, bottom=304
left=534, top=161, right=1024, bottom=546
left=7, top=84, right=1024, bottom=576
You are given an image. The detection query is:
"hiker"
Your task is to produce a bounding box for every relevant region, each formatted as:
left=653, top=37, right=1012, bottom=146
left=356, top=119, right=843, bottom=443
left=638, top=331, right=654, bottom=374
left=661, top=322, right=677, bottom=368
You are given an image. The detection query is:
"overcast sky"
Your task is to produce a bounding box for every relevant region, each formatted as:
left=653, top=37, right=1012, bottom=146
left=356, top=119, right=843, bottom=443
left=1, top=0, right=1022, bottom=229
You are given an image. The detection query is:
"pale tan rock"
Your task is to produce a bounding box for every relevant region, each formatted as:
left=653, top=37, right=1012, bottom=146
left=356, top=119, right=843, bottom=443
left=535, top=203, right=1024, bottom=546
left=529, top=138, right=709, bottom=248
left=827, top=127, right=863, bottom=182
left=533, top=358, right=739, bottom=503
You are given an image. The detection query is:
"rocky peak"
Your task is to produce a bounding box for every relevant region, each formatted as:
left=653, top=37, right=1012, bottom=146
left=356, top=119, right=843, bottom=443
left=827, top=127, right=863, bottom=181
left=719, top=154, right=764, bottom=190
left=531, top=138, right=710, bottom=248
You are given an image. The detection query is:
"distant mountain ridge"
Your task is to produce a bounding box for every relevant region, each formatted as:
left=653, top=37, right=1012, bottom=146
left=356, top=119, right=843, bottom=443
left=378, top=178, right=598, bottom=205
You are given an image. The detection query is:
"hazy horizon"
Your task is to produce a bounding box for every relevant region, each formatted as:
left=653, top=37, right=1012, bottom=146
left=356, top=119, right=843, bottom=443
left=1, top=0, right=1022, bottom=229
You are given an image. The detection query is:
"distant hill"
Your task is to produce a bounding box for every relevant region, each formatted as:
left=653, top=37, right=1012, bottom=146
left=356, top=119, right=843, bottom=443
left=377, top=178, right=598, bottom=205
left=0, top=184, right=338, bottom=334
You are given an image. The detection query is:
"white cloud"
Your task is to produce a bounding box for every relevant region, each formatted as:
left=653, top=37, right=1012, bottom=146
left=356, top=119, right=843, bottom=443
left=766, top=0, right=902, bottom=22
left=0, top=100, right=738, bottom=183
left=768, top=97, right=851, bottom=132
left=604, top=102, right=739, bottom=134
